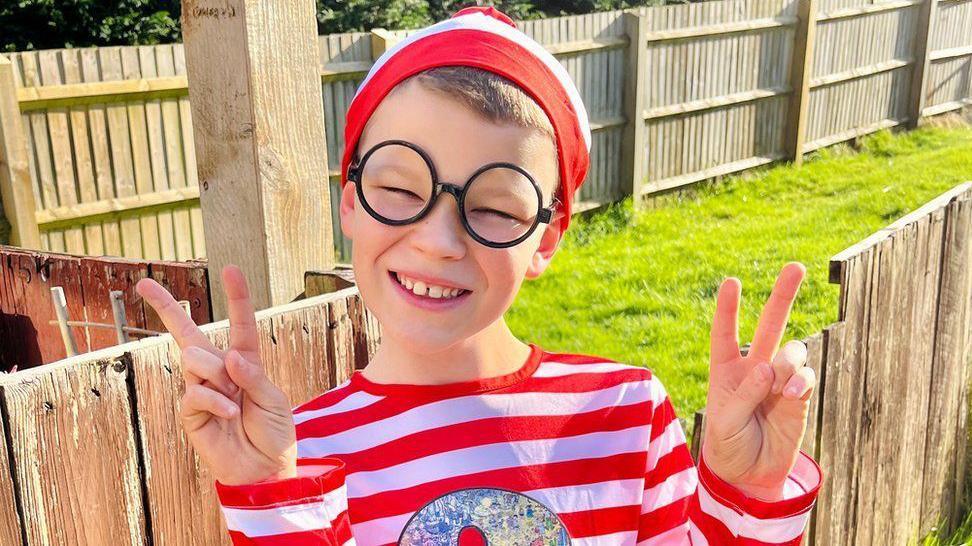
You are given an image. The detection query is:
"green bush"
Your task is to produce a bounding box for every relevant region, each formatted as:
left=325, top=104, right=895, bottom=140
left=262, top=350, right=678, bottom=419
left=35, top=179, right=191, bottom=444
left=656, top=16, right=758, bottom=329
left=1, top=0, right=673, bottom=52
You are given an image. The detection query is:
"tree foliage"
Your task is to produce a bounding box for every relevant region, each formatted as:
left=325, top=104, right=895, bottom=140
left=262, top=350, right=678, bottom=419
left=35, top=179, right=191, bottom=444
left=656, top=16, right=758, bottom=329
left=1, top=0, right=671, bottom=52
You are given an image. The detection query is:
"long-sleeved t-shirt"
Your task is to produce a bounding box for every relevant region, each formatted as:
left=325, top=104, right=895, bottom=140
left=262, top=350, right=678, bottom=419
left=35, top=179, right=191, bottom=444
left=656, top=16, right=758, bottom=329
left=215, top=344, right=821, bottom=546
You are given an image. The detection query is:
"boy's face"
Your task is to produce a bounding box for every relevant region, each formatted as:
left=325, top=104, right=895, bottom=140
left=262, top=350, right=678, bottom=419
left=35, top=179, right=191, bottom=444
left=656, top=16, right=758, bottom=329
left=339, top=79, right=563, bottom=354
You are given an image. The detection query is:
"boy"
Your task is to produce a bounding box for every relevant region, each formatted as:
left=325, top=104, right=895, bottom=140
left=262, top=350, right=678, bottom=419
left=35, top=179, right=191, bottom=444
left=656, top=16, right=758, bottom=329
left=136, top=7, right=820, bottom=545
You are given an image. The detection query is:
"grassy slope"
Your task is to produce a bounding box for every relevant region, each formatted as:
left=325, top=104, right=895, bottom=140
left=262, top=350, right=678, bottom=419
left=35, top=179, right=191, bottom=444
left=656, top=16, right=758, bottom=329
left=507, top=124, right=972, bottom=422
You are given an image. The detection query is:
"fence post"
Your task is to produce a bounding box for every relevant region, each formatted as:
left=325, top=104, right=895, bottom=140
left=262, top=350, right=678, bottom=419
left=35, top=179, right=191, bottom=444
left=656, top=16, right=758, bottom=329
left=907, top=0, right=938, bottom=128
left=181, top=0, right=335, bottom=319
left=0, top=54, right=41, bottom=248
left=621, top=9, right=649, bottom=209
left=371, top=28, right=402, bottom=58
left=784, top=0, right=818, bottom=166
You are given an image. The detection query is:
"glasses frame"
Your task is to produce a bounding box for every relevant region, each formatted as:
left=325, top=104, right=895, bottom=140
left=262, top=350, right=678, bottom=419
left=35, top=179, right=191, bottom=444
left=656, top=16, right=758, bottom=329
left=347, top=139, right=556, bottom=249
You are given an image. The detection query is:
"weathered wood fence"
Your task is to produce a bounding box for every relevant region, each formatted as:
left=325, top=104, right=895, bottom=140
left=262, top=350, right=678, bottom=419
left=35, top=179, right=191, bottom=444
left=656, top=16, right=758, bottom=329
left=0, top=285, right=379, bottom=546
left=1, top=0, right=969, bottom=261
left=0, top=183, right=965, bottom=545
left=0, top=245, right=211, bottom=370
left=688, top=183, right=972, bottom=544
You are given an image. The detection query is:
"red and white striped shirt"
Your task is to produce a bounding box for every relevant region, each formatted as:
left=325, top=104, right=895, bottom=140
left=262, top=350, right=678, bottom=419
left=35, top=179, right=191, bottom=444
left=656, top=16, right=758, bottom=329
left=216, top=344, right=821, bottom=545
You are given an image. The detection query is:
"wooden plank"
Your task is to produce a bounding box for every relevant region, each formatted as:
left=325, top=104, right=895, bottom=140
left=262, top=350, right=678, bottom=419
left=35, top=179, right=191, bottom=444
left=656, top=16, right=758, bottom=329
left=155, top=45, right=195, bottom=261
left=0, top=55, right=41, bottom=248
left=182, top=0, right=334, bottom=318
left=143, top=260, right=212, bottom=335
left=621, top=11, right=648, bottom=208
left=0, top=413, right=25, bottom=546
left=19, top=53, right=59, bottom=217
left=784, top=0, right=818, bottom=165
left=817, top=0, right=923, bottom=22
left=129, top=337, right=234, bottom=546
left=814, top=245, right=874, bottom=546
left=643, top=86, right=791, bottom=120
left=36, top=186, right=201, bottom=228
left=0, top=354, right=147, bottom=545
left=99, top=47, right=142, bottom=259
left=121, top=47, right=161, bottom=261
left=907, top=0, right=938, bottom=128
left=16, top=76, right=188, bottom=110
left=37, top=51, right=85, bottom=254
left=79, top=256, right=150, bottom=350
left=139, top=46, right=177, bottom=261
left=80, top=48, right=121, bottom=256
left=60, top=50, right=104, bottom=255
left=645, top=16, right=798, bottom=42
left=921, top=188, right=972, bottom=533
left=347, top=292, right=380, bottom=371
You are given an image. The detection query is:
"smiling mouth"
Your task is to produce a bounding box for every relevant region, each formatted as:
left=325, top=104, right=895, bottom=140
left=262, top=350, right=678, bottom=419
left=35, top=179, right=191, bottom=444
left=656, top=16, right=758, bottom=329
left=388, top=271, right=471, bottom=300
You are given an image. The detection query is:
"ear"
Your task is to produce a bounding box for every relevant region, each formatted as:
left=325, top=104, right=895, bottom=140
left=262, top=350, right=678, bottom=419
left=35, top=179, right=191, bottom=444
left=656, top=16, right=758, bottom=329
left=338, top=181, right=356, bottom=241
left=524, top=213, right=565, bottom=279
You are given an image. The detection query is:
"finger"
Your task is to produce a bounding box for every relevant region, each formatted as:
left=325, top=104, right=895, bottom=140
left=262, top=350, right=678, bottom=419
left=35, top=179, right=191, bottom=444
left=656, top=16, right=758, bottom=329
left=721, top=362, right=774, bottom=429
left=710, top=277, right=742, bottom=365
left=222, top=265, right=260, bottom=356
left=181, top=384, right=239, bottom=421
left=770, top=339, right=808, bottom=395
left=782, top=366, right=816, bottom=401
left=183, top=346, right=239, bottom=399
left=136, top=278, right=218, bottom=353
left=747, top=262, right=806, bottom=364
left=225, top=350, right=289, bottom=412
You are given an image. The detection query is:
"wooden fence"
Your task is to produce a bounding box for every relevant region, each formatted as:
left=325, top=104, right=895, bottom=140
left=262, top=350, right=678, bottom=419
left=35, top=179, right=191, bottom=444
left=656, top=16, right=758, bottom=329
left=0, top=183, right=965, bottom=545
left=688, top=183, right=972, bottom=544
left=0, top=0, right=969, bottom=262
left=0, top=245, right=211, bottom=370
left=0, top=285, right=379, bottom=546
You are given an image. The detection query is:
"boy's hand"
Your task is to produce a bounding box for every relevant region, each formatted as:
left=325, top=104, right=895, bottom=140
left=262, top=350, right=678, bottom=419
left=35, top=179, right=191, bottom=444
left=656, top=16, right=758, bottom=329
left=135, top=265, right=297, bottom=486
left=701, top=262, right=815, bottom=500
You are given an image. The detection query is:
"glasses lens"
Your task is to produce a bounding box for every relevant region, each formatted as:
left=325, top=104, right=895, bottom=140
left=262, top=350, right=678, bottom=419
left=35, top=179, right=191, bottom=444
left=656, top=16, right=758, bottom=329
left=359, top=143, right=433, bottom=221
left=463, top=166, right=541, bottom=245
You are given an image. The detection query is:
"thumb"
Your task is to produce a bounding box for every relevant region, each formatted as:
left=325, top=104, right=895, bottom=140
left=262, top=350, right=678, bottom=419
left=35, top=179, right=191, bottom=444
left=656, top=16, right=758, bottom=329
left=225, top=350, right=288, bottom=412
left=723, top=362, right=774, bottom=428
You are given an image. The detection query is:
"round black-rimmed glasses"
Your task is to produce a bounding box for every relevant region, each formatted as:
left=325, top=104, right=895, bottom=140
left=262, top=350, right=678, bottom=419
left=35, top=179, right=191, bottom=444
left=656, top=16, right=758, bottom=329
left=347, top=139, right=557, bottom=248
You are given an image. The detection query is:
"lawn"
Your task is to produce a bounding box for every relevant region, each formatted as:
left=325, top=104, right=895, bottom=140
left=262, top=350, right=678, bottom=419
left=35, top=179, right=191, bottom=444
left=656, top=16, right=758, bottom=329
left=507, top=120, right=972, bottom=542
left=507, top=121, right=972, bottom=418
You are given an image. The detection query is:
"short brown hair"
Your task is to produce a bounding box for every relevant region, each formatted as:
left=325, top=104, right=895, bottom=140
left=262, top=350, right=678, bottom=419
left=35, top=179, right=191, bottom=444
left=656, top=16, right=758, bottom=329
left=395, top=66, right=561, bottom=206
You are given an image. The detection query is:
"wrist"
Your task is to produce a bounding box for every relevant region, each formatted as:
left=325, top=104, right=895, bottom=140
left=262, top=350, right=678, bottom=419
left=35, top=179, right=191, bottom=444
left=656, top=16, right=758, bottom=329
left=729, top=481, right=786, bottom=501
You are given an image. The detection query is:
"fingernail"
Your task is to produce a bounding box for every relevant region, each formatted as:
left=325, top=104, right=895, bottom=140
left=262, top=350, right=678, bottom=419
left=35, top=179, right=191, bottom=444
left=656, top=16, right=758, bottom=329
left=785, top=385, right=800, bottom=398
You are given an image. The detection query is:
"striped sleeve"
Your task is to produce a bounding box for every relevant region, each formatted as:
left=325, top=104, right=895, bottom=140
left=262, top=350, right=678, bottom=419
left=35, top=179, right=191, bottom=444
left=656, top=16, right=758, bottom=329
left=637, top=375, right=821, bottom=546
left=214, top=458, right=355, bottom=546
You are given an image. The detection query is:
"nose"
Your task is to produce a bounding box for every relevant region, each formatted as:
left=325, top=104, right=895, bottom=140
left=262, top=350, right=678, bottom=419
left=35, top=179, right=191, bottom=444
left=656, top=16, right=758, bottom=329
left=407, top=191, right=467, bottom=260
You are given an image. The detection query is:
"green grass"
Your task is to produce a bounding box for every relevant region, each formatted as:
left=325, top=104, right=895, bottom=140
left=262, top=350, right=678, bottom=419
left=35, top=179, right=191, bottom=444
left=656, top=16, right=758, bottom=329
left=507, top=123, right=972, bottom=424
left=507, top=122, right=972, bottom=542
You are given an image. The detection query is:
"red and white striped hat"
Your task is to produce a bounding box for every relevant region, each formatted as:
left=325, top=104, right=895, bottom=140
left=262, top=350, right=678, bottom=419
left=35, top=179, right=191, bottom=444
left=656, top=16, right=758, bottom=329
left=341, top=6, right=592, bottom=235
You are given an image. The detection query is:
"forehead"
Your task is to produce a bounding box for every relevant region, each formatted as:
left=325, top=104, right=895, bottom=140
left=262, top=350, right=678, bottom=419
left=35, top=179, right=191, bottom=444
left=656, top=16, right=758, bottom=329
left=356, top=80, right=559, bottom=197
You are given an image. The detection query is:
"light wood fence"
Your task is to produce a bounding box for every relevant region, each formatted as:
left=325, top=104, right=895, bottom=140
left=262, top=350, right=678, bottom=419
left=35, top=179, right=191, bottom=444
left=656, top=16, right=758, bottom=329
left=0, top=0, right=969, bottom=262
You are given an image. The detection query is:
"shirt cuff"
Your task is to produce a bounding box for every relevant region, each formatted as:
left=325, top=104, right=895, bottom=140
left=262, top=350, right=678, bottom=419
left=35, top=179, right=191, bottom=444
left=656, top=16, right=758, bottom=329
left=215, top=458, right=351, bottom=542
left=216, top=458, right=347, bottom=508
left=697, top=450, right=821, bottom=519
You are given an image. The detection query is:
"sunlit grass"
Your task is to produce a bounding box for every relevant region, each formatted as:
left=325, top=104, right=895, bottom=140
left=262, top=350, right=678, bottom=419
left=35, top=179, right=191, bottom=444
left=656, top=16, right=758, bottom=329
left=507, top=123, right=972, bottom=419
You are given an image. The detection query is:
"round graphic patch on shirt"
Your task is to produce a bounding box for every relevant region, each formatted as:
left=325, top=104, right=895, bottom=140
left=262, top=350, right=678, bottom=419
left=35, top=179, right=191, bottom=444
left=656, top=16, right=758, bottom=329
left=398, top=488, right=572, bottom=545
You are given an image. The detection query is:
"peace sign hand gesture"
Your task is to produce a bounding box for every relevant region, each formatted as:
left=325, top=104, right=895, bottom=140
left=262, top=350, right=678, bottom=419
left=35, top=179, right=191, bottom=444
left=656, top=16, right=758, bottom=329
left=135, top=265, right=297, bottom=486
left=701, top=262, right=816, bottom=500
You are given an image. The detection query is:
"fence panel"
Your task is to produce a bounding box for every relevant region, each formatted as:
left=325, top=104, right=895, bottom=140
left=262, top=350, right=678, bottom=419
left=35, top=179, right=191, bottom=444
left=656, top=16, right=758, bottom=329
left=923, top=0, right=972, bottom=115
left=805, top=1, right=919, bottom=150
left=0, top=355, right=147, bottom=545
left=1, top=1, right=971, bottom=262
left=636, top=0, right=798, bottom=194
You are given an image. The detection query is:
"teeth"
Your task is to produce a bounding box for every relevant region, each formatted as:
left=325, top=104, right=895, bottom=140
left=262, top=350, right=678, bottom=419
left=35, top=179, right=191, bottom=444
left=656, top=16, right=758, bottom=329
left=394, top=272, right=465, bottom=299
